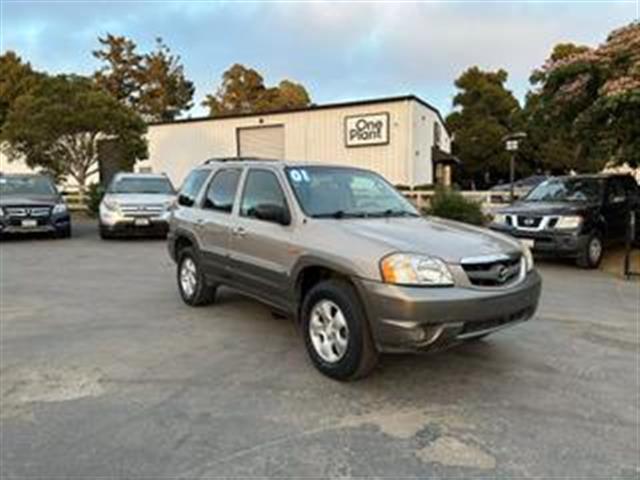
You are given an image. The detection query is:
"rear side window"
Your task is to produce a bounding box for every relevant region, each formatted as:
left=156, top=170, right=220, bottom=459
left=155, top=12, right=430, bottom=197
left=178, top=169, right=210, bottom=207
left=203, top=169, right=241, bottom=213
left=240, top=170, right=288, bottom=218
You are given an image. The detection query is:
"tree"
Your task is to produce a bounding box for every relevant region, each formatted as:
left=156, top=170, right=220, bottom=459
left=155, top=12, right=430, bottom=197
left=93, top=34, right=142, bottom=109
left=445, top=67, right=521, bottom=188
left=202, top=64, right=311, bottom=116
left=0, top=51, right=41, bottom=129
left=137, top=38, right=195, bottom=122
left=526, top=21, right=640, bottom=170
left=1, top=75, right=147, bottom=188
left=93, top=35, right=194, bottom=121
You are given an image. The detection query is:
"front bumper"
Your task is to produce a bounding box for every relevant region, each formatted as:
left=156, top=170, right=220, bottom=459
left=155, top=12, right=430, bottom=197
left=100, top=210, right=170, bottom=236
left=356, top=271, right=542, bottom=352
left=0, top=214, right=71, bottom=235
left=490, top=224, right=588, bottom=257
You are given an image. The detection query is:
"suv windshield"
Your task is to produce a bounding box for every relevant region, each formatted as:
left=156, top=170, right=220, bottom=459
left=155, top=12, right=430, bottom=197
left=525, top=177, right=603, bottom=203
left=285, top=166, right=418, bottom=218
left=109, top=177, right=174, bottom=195
left=0, top=175, right=57, bottom=196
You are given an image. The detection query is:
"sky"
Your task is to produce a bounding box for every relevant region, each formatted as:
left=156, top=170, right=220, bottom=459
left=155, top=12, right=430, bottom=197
left=1, top=0, right=638, bottom=118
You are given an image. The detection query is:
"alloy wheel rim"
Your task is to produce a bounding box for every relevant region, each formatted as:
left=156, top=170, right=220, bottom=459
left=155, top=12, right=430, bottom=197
left=589, top=238, right=602, bottom=264
left=180, top=257, right=197, bottom=298
left=309, top=299, right=349, bottom=363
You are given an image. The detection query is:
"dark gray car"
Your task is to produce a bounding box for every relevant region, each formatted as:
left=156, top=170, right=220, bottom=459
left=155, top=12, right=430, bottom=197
left=168, top=159, right=541, bottom=380
left=0, top=174, right=71, bottom=238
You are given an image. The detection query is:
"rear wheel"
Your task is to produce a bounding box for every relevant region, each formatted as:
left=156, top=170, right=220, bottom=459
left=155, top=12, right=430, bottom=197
left=301, top=279, right=378, bottom=381
left=577, top=232, right=603, bottom=269
left=177, top=246, right=217, bottom=306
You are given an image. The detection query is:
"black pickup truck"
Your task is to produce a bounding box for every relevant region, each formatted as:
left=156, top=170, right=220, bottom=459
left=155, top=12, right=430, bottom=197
left=490, top=174, right=639, bottom=268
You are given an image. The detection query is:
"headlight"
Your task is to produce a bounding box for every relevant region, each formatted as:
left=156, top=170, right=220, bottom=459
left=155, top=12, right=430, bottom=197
left=380, top=253, right=454, bottom=286
left=52, top=203, right=67, bottom=215
left=554, top=215, right=582, bottom=230
left=102, top=199, right=119, bottom=212
left=493, top=213, right=508, bottom=224
left=523, top=246, right=534, bottom=272
left=0, top=206, right=4, bottom=217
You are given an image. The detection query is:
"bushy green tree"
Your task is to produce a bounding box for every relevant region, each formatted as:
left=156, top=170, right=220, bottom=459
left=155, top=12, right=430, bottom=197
left=1, top=75, right=147, bottom=188
left=445, top=67, right=521, bottom=188
left=93, top=35, right=194, bottom=121
left=0, top=51, right=41, bottom=129
left=202, top=64, right=311, bottom=116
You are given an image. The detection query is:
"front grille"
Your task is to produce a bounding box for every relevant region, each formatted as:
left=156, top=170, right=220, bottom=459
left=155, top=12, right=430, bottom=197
left=5, top=206, right=51, bottom=218
left=120, top=204, right=165, bottom=217
left=461, top=254, right=522, bottom=287
left=516, top=215, right=542, bottom=228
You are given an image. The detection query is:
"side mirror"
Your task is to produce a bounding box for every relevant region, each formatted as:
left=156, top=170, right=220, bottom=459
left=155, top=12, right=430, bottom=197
left=253, top=203, right=291, bottom=226
left=177, top=194, right=194, bottom=207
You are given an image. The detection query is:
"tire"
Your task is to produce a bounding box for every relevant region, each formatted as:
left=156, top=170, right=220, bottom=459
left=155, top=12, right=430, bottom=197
left=99, top=224, right=112, bottom=240
left=301, top=279, right=378, bottom=381
left=55, top=226, right=71, bottom=239
left=177, top=246, right=217, bottom=306
left=576, top=232, right=604, bottom=269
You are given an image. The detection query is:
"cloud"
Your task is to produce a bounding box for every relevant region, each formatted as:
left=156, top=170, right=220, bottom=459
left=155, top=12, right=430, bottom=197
left=1, top=1, right=637, bottom=116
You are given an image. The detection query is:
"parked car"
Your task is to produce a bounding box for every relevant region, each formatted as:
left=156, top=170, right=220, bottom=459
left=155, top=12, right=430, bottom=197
left=0, top=173, right=71, bottom=238
left=99, top=172, right=175, bottom=239
left=167, top=158, right=541, bottom=380
left=490, top=175, right=548, bottom=198
left=490, top=174, right=639, bottom=268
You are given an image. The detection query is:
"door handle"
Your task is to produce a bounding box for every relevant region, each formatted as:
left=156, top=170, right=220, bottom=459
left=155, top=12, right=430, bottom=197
left=232, top=226, right=248, bottom=237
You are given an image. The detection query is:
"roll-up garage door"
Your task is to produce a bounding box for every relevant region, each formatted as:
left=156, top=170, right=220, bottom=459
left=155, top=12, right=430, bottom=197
left=237, top=125, right=285, bottom=159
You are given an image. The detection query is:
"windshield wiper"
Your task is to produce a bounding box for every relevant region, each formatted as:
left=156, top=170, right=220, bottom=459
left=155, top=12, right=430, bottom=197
left=312, top=210, right=368, bottom=219
left=371, top=209, right=420, bottom=218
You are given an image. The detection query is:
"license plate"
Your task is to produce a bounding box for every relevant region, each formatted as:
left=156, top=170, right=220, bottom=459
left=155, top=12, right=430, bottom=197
left=134, top=218, right=151, bottom=227
left=520, top=238, right=535, bottom=249
left=21, top=219, right=38, bottom=228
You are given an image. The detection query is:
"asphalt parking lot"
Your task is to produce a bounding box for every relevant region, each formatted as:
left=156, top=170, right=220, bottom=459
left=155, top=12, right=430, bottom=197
left=1, top=220, right=638, bottom=479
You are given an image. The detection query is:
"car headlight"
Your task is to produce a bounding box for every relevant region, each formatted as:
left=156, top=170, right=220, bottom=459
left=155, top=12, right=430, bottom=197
left=523, top=246, right=534, bottom=272
left=493, top=213, right=508, bottom=224
left=52, top=203, right=67, bottom=215
left=102, top=199, right=119, bottom=212
left=380, top=253, right=454, bottom=286
left=0, top=206, right=4, bottom=217
left=554, top=215, right=582, bottom=230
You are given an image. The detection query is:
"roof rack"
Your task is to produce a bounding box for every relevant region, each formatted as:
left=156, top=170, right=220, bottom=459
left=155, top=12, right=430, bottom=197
left=203, top=157, right=278, bottom=164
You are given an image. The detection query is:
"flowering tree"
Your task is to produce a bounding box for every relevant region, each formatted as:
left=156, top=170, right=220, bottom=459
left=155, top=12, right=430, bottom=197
left=527, top=22, right=640, bottom=170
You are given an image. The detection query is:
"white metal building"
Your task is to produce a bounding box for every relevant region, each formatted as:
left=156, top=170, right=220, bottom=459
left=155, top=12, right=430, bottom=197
left=139, top=95, right=455, bottom=187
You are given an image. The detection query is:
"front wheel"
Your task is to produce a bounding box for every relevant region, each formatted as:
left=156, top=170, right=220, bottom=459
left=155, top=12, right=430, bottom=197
left=577, top=232, right=603, bottom=269
left=301, top=279, right=378, bottom=381
left=177, top=247, right=217, bottom=306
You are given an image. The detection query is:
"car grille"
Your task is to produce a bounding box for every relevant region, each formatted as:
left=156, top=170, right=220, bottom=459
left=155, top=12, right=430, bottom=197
left=461, top=254, right=522, bottom=287
left=119, top=204, right=165, bottom=217
left=4, top=206, right=51, bottom=218
left=516, top=215, right=543, bottom=228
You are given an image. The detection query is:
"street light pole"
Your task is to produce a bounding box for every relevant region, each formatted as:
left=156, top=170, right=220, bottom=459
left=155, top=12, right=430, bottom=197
left=503, top=132, right=527, bottom=203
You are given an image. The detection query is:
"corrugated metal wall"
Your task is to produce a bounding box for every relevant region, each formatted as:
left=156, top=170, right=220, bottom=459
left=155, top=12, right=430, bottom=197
left=142, top=98, right=446, bottom=187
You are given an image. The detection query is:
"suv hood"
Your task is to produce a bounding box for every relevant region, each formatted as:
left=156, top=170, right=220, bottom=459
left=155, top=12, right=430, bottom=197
left=106, top=193, right=175, bottom=204
left=329, top=216, right=522, bottom=264
left=0, top=194, right=60, bottom=207
left=499, top=201, right=595, bottom=216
